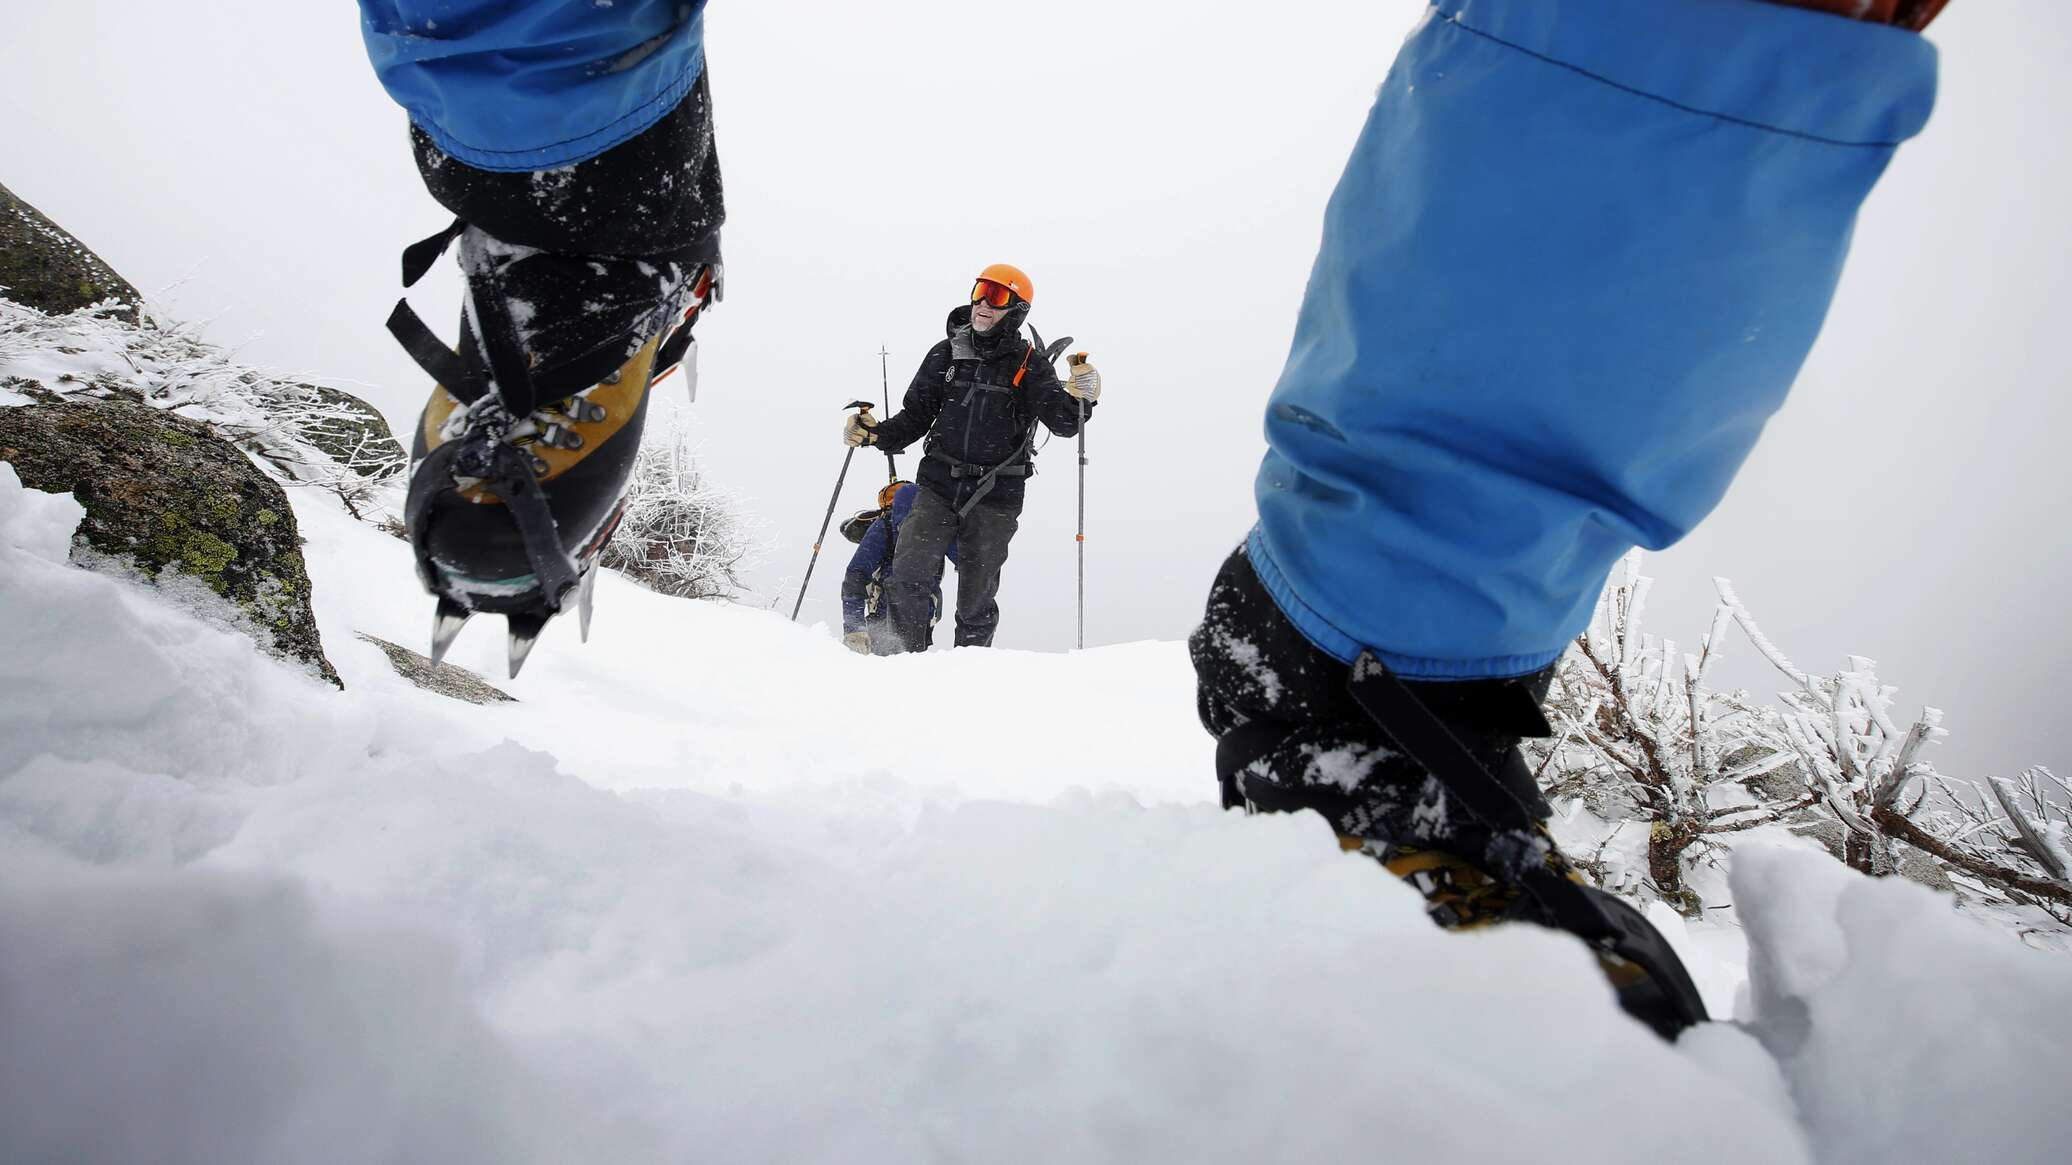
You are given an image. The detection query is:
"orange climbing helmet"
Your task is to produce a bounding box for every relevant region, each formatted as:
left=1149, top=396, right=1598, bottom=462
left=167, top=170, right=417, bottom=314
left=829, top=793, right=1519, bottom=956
left=971, top=263, right=1034, bottom=308
left=877, top=479, right=908, bottom=510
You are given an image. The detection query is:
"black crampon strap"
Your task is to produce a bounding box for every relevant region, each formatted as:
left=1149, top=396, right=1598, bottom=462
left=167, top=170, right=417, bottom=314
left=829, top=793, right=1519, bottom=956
left=486, top=441, right=580, bottom=607
left=384, top=217, right=541, bottom=416
left=465, top=263, right=542, bottom=418
left=1345, top=653, right=1599, bottom=936
left=1215, top=718, right=1320, bottom=813
left=386, top=299, right=477, bottom=404
left=403, top=440, right=457, bottom=595
left=403, top=425, right=583, bottom=614
left=401, top=218, right=467, bottom=287
left=1344, top=653, right=1550, bottom=835
left=1344, top=651, right=1708, bottom=1034
left=388, top=220, right=715, bottom=417
left=388, top=220, right=485, bottom=403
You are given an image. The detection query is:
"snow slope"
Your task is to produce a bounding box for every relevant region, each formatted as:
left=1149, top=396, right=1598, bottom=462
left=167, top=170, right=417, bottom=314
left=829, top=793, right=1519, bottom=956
left=2, top=458, right=2068, bottom=1164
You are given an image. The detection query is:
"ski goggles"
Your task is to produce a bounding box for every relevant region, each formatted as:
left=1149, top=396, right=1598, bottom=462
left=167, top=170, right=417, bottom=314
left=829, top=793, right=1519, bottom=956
left=970, top=279, right=1021, bottom=309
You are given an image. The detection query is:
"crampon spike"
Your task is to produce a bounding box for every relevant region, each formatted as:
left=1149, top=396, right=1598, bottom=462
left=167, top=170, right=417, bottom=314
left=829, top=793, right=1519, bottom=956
left=506, top=612, right=549, bottom=679
left=577, top=564, right=599, bottom=643
left=429, top=596, right=472, bottom=667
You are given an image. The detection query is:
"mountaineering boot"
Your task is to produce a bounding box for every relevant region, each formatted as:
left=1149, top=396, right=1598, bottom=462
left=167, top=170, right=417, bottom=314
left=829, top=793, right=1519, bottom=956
left=393, top=224, right=715, bottom=677
left=1190, top=542, right=1708, bottom=1040
left=1336, top=834, right=1705, bottom=1041
left=383, top=78, right=725, bottom=678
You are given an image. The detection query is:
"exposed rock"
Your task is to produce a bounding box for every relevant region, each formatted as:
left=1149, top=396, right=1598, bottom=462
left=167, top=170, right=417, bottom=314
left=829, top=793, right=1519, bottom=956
left=1788, top=818, right=1954, bottom=894
left=0, top=180, right=144, bottom=318
left=1791, top=818, right=1848, bottom=864
left=1731, top=747, right=1809, bottom=806
left=1728, top=747, right=1951, bottom=891
left=247, top=379, right=408, bottom=480
left=0, top=398, right=339, bottom=686
left=355, top=633, right=515, bottom=705
left=310, top=385, right=407, bottom=474
left=1894, top=843, right=1955, bottom=893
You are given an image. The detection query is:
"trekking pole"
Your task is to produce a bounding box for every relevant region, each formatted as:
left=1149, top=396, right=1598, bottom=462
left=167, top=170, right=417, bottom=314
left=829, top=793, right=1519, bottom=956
left=791, top=400, right=876, bottom=621
left=1076, top=395, right=1087, bottom=651
left=878, top=344, right=898, bottom=482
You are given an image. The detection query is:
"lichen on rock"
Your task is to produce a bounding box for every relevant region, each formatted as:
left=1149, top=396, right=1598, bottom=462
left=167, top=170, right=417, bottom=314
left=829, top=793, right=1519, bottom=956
left=0, top=180, right=144, bottom=319
left=0, top=398, right=341, bottom=686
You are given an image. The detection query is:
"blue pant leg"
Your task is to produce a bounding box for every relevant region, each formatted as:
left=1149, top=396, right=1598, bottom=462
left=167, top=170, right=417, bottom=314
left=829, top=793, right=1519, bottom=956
left=359, top=1, right=708, bottom=171
left=1250, top=0, right=1937, bottom=679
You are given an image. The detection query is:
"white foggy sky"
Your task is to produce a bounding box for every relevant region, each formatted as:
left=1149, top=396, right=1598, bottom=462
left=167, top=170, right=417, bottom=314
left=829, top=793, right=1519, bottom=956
left=2, top=1, right=2066, bottom=781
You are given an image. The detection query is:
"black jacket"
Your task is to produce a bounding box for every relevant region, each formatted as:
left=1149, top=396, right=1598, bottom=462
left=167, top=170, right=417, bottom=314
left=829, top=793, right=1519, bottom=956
left=870, top=306, right=1093, bottom=512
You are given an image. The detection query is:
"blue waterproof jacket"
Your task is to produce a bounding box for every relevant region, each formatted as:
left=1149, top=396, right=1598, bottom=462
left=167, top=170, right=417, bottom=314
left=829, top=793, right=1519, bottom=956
left=1250, top=0, right=1937, bottom=679
left=842, top=485, right=959, bottom=633
left=359, top=0, right=708, bottom=171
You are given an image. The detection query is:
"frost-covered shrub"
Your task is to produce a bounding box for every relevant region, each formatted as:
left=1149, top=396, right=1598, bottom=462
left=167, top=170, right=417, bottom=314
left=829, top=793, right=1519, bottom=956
left=1537, top=554, right=2072, bottom=926
left=1533, top=555, right=1810, bottom=912
left=1716, top=580, right=2070, bottom=919
left=599, top=426, right=756, bottom=601
left=1719, top=583, right=1944, bottom=876
left=1871, top=765, right=2072, bottom=924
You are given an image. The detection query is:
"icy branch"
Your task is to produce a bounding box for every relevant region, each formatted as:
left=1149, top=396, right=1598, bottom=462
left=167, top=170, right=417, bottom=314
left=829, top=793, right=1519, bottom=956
left=1715, top=576, right=1817, bottom=697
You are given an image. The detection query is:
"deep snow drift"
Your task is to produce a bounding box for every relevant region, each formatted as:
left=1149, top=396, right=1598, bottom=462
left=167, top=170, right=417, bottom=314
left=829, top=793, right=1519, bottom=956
left=2, top=460, right=2068, bottom=1164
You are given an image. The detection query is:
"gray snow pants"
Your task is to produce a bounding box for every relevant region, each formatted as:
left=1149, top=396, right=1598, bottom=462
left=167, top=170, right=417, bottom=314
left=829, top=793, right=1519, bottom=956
left=881, top=485, right=1018, bottom=653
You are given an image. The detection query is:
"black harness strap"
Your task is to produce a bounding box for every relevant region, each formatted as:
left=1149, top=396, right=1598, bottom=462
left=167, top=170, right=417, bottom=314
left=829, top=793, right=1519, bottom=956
left=956, top=380, right=1012, bottom=407
left=940, top=427, right=1037, bottom=518
left=935, top=339, right=1043, bottom=518
left=934, top=452, right=1032, bottom=480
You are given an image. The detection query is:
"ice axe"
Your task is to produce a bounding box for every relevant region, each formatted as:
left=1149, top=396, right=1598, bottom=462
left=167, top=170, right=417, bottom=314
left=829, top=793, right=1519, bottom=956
left=790, top=400, right=877, bottom=621
left=1028, top=325, right=1074, bottom=368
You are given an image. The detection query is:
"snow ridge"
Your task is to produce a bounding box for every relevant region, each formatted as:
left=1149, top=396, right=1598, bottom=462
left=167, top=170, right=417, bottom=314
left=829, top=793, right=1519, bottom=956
left=4, top=328, right=2069, bottom=1159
